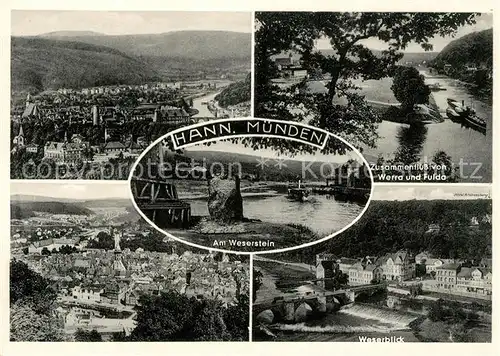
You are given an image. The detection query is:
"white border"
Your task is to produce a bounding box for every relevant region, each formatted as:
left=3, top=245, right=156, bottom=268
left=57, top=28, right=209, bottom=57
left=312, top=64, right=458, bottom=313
left=127, top=119, right=375, bottom=255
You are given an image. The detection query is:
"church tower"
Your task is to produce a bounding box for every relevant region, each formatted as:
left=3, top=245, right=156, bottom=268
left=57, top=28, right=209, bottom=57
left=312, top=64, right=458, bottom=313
left=13, top=125, right=25, bottom=147
left=92, top=105, right=99, bottom=126
left=112, top=228, right=127, bottom=277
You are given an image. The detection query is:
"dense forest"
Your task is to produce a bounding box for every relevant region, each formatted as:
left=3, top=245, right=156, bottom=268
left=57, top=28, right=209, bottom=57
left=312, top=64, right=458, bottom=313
left=11, top=37, right=161, bottom=93
left=430, top=28, right=492, bottom=92
left=12, top=31, right=251, bottom=94
left=275, top=199, right=492, bottom=265
left=432, top=29, right=492, bottom=70
left=10, top=201, right=93, bottom=219
left=214, top=73, right=251, bottom=107
left=10, top=260, right=64, bottom=341
left=175, top=143, right=362, bottom=183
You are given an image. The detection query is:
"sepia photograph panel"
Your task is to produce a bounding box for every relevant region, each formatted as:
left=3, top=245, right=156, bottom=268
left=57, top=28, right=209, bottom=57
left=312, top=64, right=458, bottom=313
left=252, top=185, right=492, bottom=342
left=10, top=10, right=251, bottom=180
left=10, top=181, right=250, bottom=341
left=254, top=12, right=492, bottom=183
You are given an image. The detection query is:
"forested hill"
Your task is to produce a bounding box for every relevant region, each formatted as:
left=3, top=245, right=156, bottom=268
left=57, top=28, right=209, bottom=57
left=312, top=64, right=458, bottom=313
left=431, top=28, right=493, bottom=69
left=11, top=37, right=161, bottom=93
left=38, top=30, right=251, bottom=60
left=11, top=201, right=93, bottom=219
left=276, top=199, right=492, bottom=264
left=215, top=73, right=251, bottom=107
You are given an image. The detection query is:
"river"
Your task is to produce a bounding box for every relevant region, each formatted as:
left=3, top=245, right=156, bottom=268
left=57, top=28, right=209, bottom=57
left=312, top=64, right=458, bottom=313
left=254, top=262, right=421, bottom=342
left=269, top=303, right=420, bottom=342
left=191, top=92, right=220, bottom=118
left=186, top=192, right=365, bottom=236
left=361, top=71, right=492, bottom=183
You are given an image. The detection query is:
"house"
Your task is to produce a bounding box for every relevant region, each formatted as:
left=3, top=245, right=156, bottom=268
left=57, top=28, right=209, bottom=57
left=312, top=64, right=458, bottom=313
left=101, top=284, right=125, bottom=305
left=482, top=214, right=492, bottom=224
left=103, top=141, right=127, bottom=154
left=470, top=216, right=479, bottom=226
left=424, top=258, right=456, bottom=274
left=426, top=224, right=440, bottom=233
left=274, top=53, right=308, bottom=79
left=415, top=251, right=431, bottom=265
left=337, top=257, right=358, bottom=275
left=12, top=125, right=25, bottom=147
left=480, top=258, right=492, bottom=269
left=377, top=250, right=415, bottom=282
left=44, top=140, right=88, bottom=164
left=28, top=238, right=77, bottom=254
left=435, top=263, right=461, bottom=290
left=22, top=103, right=39, bottom=118
left=71, top=285, right=104, bottom=303
left=26, top=144, right=39, bottom=153
left=71, top=134, right=86, bottom=144
left=455, top=267, right=492, bottom=295
left=125, top=289, right=142, bottom=306
left=348, top=262, right=382, bottom=285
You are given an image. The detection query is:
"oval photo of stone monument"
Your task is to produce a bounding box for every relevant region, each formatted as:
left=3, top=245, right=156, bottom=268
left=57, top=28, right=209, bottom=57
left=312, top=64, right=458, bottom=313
left=129, top=126, right=373, bottom=253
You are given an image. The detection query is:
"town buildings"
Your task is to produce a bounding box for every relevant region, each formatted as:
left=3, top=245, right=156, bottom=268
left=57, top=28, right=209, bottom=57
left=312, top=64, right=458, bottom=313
left=434, top=263, right=492, bottom=297
left=316, top=250, right=416, bottom=287
left=273, top=53, right=308, bottom=79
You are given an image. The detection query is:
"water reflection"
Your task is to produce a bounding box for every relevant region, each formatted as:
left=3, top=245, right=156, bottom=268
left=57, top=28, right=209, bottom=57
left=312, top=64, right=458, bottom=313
left=394, top=123, right=428, bottom=165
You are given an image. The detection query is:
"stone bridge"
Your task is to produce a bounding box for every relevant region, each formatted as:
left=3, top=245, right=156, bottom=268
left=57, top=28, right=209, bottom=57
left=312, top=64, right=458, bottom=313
left=253, top=283, right=386, bottom=324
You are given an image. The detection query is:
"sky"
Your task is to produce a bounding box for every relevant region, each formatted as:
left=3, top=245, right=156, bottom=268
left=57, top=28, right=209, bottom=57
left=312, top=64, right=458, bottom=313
left=184, top=139, right=361, bottom=164
left=11, top=11, right=252, bottom=36
left=10, top=182, right=130, bottom=200
left=315, top=12, right=493, bottom=52
left=371, top=185, right=491, bottom=201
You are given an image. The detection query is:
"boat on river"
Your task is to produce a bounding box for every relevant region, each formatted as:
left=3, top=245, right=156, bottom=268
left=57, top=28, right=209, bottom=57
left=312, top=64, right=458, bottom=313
left=429, top=83, right=447, bottom=91
left=447, top=98, right=472, bottom=115
left=287, top=181, right=311, bottom=202
left=447, top=98, right=486, bottom=130
left=463, top=114, right=487, bottom=131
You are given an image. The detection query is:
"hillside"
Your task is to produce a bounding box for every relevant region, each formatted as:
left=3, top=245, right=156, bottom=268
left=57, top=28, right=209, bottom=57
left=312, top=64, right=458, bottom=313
left=11, top=194, right=80, bottom=203
left=79, top=198, right=133, bottom=209
left=38, top=30, right=251, bottom=60
left=11, top=37, right=161, bottom=93
left=274, top=199, right=492, bottom=265
left=11, top=201, right=93, bottom=219
left=40, top=31, right=106, bottom=37
left=280, top=49, right=438, bottom=64
left=431, top=29, right=493, bottom=69
left=215, top=73, right=251, bottom=107
left=179, top=149, right=346, bottom=182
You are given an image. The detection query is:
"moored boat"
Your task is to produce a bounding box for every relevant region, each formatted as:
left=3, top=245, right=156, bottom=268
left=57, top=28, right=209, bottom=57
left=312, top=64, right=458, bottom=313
left=464, top=114, right=487, bottom=130
left=429, top=83, right=446, bottom=91
left=287, top=181, right=311, bottom=202
left=446, top=107, right=461, bottom=119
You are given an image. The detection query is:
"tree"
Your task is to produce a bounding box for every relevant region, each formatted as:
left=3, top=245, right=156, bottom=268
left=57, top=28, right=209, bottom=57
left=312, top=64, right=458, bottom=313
left=10, top=259, right=57, bottom=313
left=10, top=260, right=63, bottom=341
left=10, top=303, right=64, bottom=341
left=253, top=270, right=263, bottom=302
left=74, top=329, right=103, bottom=342
left=129, top=291, right=196, bottom=341
left=255, top=12, right=478, bottom=151
left=223, top=294, right=250, bottom=341
left=391, top=66, right=431, bottom=112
